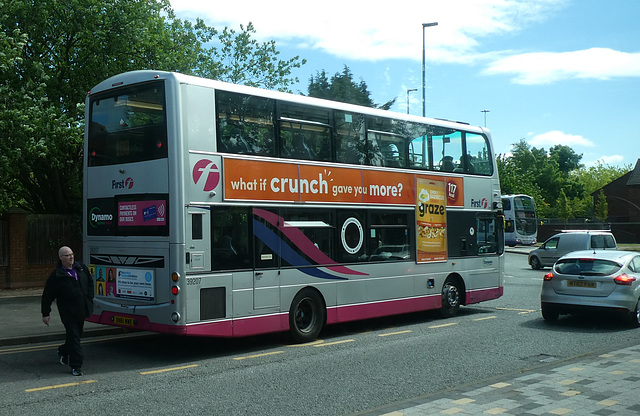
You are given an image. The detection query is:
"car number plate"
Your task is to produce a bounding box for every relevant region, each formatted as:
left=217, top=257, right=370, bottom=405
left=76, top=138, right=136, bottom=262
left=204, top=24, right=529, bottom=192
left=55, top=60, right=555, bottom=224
left=113, top=316, right=135, bottom=326
left=567, top=280, right=596, bottom=288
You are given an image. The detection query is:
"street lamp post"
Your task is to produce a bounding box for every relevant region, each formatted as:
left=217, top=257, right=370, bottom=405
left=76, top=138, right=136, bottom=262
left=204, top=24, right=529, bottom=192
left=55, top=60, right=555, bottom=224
left=406, top=88, right=417, bottom=114
left=422, top=22, right=438, bottom=118
left=481, top=109, right=490, bottom=127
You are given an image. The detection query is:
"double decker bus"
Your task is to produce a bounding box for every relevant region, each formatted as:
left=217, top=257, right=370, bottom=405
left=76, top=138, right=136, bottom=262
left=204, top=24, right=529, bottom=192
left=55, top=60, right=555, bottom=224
left=502, top=194, right=537, bottom=246
left=84, top=71, right=504, bottom=342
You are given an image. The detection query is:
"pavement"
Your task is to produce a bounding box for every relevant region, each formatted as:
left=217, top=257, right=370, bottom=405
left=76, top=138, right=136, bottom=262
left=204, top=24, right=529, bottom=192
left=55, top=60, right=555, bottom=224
left=0, top=288, right=129, bottom=347
left=3, top=246, right=640, bottom=415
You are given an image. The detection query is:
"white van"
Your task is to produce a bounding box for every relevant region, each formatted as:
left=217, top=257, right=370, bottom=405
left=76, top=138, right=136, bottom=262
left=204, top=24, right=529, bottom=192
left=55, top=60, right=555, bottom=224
left=528, top=230, right=617, bottom=269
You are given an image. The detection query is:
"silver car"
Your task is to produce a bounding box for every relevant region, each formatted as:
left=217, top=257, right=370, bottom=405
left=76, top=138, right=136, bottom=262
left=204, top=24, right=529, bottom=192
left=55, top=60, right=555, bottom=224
left=541, top=250, right=640, bottom=326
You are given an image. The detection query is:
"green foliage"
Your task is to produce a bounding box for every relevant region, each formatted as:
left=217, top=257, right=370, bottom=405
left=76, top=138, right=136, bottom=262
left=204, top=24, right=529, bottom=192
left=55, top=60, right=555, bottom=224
left=497, top=139, right=630, bottom=220
left=0, top=0, right=305, bottom=214
left=307, top=65, right=396, bottom=109
left=595, top=189, right=609, bottom=221
left=198, top=22, right=306, bottom=92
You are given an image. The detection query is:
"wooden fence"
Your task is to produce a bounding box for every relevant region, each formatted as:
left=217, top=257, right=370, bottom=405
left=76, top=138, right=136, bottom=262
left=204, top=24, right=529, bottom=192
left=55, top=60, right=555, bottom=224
left=0, top=210, right=82, bottom=289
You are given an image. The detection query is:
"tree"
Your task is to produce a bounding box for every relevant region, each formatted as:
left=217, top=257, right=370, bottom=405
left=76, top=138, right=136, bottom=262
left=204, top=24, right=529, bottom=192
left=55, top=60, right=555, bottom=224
left=549, top=145, right=583, bottom=173
left=307, top=65, right=396, bottom=109
left=595, top=189, right=609, bottom=222
left=199, top=22, right=306, bottom=91
left=497, top=139, right=631, bottom=220
left=0, top=28, right=82, bottom=214
left=0, top=0, right=306, bottom=214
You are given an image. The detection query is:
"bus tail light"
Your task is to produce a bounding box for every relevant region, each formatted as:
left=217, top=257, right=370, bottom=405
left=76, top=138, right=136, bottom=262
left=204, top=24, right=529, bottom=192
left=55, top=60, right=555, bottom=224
left=171, top=285, right=180, bottom=295
left=171, top=272, right=180, bottom=282
left=544, top=272, right=554, bottom=281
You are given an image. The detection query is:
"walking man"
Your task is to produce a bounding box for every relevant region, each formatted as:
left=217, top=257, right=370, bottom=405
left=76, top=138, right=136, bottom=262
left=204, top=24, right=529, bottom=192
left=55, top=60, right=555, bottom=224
left=41, top=246, right=94, bottom=376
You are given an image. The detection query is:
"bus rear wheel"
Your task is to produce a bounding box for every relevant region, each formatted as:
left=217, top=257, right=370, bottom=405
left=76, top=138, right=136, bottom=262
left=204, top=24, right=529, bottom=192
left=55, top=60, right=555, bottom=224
left=289, top=289, right=325, bottom=343
left=440, top=278, right=462, bottom=318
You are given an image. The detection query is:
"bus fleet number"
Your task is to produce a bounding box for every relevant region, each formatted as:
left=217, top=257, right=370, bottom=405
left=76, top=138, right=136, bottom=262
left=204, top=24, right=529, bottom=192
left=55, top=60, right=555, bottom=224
left=186, top=278, right=201, bottom=286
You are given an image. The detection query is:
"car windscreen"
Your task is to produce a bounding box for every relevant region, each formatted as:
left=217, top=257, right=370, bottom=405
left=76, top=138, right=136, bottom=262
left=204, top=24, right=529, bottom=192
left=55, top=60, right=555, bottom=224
left=554, top=258, right=622, bottom=276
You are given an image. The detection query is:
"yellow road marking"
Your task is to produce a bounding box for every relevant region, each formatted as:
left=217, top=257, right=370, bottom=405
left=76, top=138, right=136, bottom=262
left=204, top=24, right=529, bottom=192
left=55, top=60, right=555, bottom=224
left=25, top=380, right=97, bottom=392
left=314, top=339, right=355, bottom=347
left=495, top=307, right=537, bottom=313
left=428, top=322, right=458, bottom=329
left=233, top=351, right=285, bottom=361
left=379, top=330, right=413, bottom=337
left=287, top=340, right=325, bottom=347
left=1, top=334, right=143, bottom=356
left=0, top=344, right=59, bottom=355
left=473, top=315, right=498, bottom=321
left=140, top=364, right=199, bottom=374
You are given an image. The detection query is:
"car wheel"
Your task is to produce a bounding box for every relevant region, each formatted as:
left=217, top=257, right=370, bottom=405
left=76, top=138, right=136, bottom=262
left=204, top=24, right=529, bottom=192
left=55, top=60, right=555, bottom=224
left=530, top=256, right=542, bottom=270
left=629, top=300, right=640, bottom=328
left=289, top=289, right=325, bottom=343
left=541, top=305, right=559, bottom=321
left=440, top=278, right=462, bottom=318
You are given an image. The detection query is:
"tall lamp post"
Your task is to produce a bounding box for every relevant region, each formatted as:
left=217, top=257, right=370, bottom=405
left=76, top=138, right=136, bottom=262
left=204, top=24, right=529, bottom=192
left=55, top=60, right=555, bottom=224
left=422, top=22, right=438, bottom=118
left=406, top=88, right=417, bottom=114
left=481, top=109, right=490, bottom=127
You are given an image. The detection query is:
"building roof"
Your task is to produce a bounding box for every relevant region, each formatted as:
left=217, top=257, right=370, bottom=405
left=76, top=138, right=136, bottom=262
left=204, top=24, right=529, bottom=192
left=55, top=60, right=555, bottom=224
left=628, top=159, right=640, bottom=186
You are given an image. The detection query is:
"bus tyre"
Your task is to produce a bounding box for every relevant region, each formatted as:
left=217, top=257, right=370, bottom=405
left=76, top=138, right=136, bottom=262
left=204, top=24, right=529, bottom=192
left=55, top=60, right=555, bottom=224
left=440, top=279, right=461, bottom=318
left=289, top=289, right=326, bottom=343
left=530, top=256, right=542, bottom=270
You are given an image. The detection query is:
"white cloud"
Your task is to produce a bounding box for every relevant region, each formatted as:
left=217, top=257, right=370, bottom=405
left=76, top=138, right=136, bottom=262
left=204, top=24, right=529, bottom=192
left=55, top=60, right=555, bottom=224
left=485, top=48, right=640, bottom=84
left=583, top=155, right=625, bottom=167
left=528, top=130, right=594, bottom=148
left=169, top=0, right=567, bottom=63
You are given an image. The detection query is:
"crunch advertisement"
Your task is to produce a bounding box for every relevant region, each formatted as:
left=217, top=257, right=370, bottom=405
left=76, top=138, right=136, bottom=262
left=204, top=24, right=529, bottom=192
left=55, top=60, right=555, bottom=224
left=223, top=158, right=415, bottom=205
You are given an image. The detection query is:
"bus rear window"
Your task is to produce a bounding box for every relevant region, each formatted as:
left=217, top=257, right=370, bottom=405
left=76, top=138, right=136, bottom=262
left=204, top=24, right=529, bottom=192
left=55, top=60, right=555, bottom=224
left=88, top=81, right=167, bottom=166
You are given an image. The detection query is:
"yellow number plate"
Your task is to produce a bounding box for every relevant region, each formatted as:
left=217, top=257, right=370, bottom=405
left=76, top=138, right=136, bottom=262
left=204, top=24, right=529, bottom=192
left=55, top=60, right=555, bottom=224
left=113, top=316, right=135, bottom=326
left=567, top=280, right=596, bottom=288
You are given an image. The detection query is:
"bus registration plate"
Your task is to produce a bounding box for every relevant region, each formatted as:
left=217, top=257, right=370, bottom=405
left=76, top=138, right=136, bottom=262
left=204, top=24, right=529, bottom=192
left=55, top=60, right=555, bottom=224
left=113, top=316, right=135, bottom=326
left=567, top=280, right=596, bottom=288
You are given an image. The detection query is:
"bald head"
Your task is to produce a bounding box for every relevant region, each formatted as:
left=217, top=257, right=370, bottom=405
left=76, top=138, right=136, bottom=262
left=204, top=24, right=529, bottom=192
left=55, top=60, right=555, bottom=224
left=58, top=246, right=74, bottom=268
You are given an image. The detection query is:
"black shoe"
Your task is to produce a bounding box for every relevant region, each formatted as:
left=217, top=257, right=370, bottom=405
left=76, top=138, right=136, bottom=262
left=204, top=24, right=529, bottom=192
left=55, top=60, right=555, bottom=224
left=58, top=353, right=69, bottom=366
left=71, top=367, right=83, bottom=376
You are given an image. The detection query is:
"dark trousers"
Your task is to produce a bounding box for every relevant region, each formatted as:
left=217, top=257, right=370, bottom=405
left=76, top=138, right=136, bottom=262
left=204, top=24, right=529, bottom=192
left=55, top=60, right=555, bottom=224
left=59, top=320, right=85, bottom=369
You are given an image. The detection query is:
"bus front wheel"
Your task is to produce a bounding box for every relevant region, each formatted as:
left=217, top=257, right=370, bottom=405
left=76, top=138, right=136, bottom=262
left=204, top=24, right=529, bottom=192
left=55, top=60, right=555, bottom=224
left=440, top=278, right=462, bottom=318
left=289, top=289, right=326, bottom=343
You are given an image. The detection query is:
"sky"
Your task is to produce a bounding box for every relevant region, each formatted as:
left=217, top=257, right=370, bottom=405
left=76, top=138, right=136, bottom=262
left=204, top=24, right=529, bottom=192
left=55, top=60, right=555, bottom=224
left=169, top=0, right=639, bottom=168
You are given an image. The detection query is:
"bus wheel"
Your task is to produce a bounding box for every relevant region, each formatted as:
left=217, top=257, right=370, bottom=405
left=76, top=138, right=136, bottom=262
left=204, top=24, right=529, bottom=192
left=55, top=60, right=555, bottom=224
left=440, top=278, right=462, bottom=318
left=289, top=289, right=325, bottom=343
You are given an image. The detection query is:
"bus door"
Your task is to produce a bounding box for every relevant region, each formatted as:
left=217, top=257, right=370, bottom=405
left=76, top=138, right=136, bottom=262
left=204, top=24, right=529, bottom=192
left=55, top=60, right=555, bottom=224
left=253, top=210, right=280, bottom=309
left=186, top=207, right=211, bottom=272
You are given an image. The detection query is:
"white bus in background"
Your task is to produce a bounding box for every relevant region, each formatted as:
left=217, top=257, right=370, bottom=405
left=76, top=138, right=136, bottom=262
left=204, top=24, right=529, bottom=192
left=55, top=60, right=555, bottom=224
left=502, top=194, right=537, bottom=246
left=84, top=71, right=504, bottom=342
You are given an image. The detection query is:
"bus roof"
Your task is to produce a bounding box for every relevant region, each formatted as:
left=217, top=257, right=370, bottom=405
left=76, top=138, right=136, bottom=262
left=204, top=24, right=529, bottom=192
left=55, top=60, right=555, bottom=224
left=88, top=70, right=488, bottom=135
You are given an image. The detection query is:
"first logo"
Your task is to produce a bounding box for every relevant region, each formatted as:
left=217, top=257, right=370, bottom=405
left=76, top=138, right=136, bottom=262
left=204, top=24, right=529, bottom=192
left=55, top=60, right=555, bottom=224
left=192, top=159, right=220, bottom=192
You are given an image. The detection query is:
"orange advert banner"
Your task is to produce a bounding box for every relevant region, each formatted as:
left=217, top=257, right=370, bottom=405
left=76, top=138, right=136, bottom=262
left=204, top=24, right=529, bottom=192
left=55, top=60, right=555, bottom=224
left=224, top=159, right=416, bottom=205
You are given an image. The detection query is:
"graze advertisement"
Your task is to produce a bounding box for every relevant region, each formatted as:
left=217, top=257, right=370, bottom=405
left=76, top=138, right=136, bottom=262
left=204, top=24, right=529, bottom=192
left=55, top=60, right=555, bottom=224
left=416, top=176, right=447, bottom=263
left=91, top=264, right=155, bottom=301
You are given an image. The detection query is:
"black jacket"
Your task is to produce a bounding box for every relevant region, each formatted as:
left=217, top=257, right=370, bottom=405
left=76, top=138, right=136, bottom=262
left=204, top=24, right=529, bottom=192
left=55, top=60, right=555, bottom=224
left=41, top=262, right=94, bottom=323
